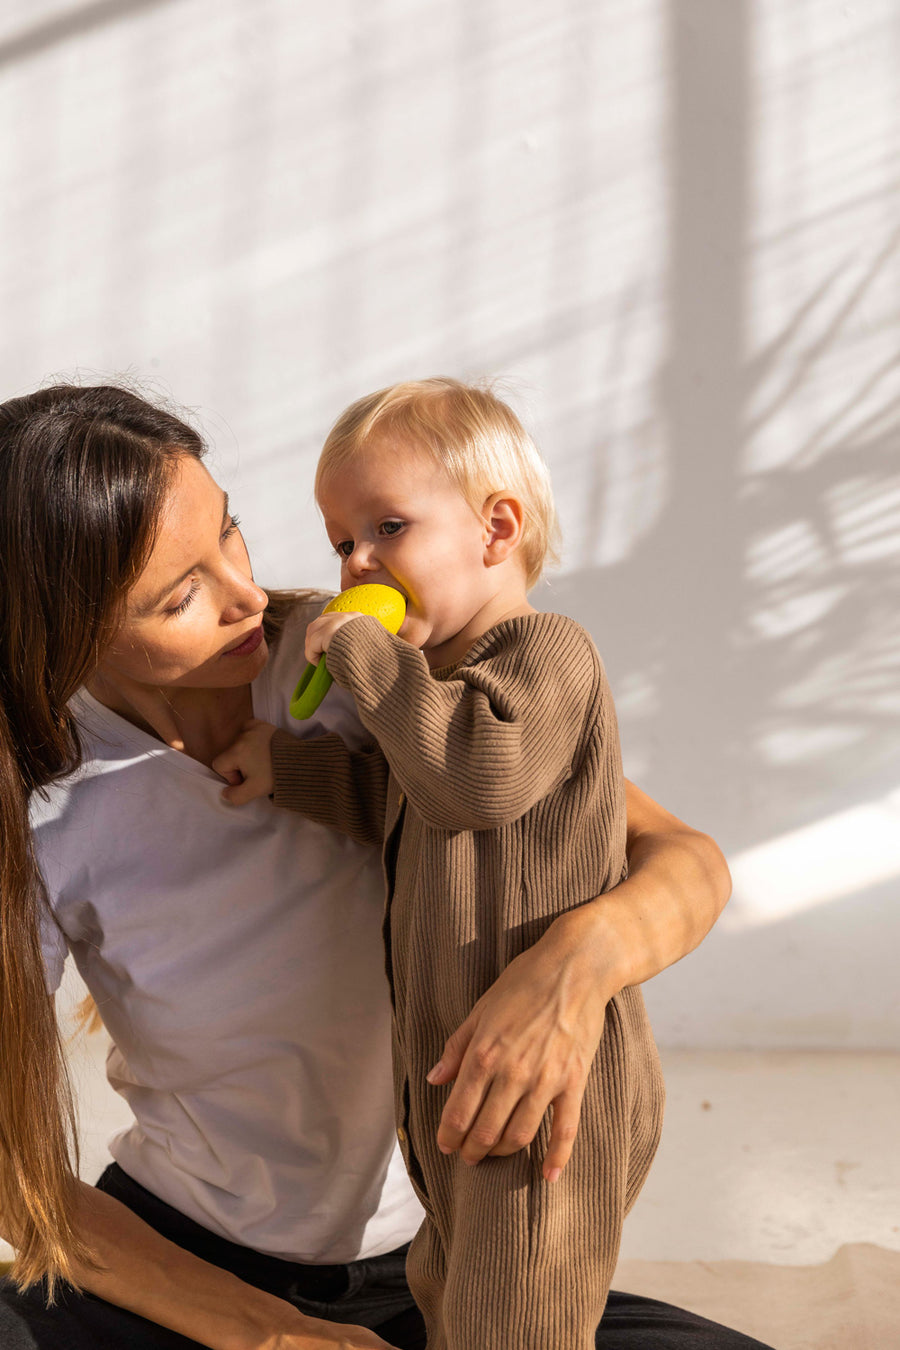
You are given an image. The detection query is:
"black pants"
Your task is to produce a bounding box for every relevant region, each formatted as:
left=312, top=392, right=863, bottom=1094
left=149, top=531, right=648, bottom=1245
left=0, top=1165, right=775, bottom=1348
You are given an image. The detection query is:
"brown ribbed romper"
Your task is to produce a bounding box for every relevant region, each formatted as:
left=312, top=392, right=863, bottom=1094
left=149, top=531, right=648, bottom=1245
left=271, top=610, right=665, bottom=1350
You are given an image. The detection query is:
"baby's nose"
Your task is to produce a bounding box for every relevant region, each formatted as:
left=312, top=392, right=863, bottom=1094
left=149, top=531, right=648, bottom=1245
left=347, top=543, right=378, bottom=576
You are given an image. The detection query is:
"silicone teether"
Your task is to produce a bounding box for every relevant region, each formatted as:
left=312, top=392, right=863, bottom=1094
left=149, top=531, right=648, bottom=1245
left=289, top=584, right=407, bottom=720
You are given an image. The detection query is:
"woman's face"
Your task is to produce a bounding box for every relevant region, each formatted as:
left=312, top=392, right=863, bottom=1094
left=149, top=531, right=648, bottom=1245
left=96, top=455, right=269, bottom=690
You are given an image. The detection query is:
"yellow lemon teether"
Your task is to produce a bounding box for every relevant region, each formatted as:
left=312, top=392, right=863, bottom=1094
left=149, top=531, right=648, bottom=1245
left=322, top=583, right=406, bottom=632
left=289, top=584, right=407, bottom=720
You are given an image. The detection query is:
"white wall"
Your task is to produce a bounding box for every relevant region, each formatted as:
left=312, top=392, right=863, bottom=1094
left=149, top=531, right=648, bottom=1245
left=2, top=0, right=897, bottom=1048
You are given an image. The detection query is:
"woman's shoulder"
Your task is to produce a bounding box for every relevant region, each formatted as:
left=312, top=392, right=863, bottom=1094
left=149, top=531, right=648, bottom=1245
left=258, top=590, right=370, bottom=745
left=262, top=588, right=333, bottom=646
left=260, top=589, right=332, bottom=671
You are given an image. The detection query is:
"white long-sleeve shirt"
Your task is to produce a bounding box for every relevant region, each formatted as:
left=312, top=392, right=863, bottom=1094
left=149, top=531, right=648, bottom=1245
left=34, top=597, right=422, bottom=1263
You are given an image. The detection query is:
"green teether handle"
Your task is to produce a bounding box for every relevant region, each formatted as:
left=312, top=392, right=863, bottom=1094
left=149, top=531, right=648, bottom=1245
left=289, top=657, right=334, bottom=720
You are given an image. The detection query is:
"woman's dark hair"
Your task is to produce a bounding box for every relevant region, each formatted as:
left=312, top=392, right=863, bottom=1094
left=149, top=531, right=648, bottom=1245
left=0, top=384, right=204, bottom=1294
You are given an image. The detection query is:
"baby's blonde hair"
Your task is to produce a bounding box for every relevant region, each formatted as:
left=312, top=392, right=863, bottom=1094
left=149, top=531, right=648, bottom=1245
left=316, top=378, right=560, bottom=589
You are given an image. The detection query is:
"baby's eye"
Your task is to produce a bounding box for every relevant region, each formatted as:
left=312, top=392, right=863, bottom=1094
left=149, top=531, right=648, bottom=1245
left=379, top=520, right=404, bottom=537
left=335, top=540, right=354, bottom=558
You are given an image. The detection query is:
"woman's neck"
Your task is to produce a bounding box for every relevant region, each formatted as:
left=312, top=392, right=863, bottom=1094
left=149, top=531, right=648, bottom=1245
left=86, top=675, right=254, bottom=769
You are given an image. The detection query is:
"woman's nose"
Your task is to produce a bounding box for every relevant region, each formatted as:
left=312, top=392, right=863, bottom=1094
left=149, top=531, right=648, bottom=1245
left=223, top=571, right=269, bottom=622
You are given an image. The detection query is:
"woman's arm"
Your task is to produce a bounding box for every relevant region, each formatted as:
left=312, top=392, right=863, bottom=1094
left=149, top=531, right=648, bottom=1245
left=2, top=1182, right=396, bottom=1350
left=426, top=779, right=731, bottom=1181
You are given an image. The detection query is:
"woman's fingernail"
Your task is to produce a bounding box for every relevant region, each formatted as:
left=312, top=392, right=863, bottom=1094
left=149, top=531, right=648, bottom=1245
left=545, top=1167, right=562, bottom=1184
left=426, top=1063, right=443, bottom=1083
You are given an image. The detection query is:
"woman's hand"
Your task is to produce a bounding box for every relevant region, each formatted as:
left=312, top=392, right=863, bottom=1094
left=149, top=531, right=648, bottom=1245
left=261, top=1318, right=398, bottom=1350
left=427, top=779, right=731, bottom=1179
left=426, top=903, right=611, bottom=1182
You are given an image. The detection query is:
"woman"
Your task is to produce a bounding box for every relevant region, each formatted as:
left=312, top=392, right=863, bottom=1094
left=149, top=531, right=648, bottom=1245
left=0, top=385, right=771, bottom=1349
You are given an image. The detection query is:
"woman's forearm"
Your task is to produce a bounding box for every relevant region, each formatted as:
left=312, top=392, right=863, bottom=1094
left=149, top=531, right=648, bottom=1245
left=577, top=776, right=732, bottom=993
left=429, top=779, right=731, bottom=1176
left=6, top=1182, right=393, bottom=1350
left=67, top=1182, right=305, bottom=1349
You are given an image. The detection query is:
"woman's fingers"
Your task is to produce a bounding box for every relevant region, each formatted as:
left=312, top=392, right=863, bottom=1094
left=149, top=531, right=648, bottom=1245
left=428, top=918, right=612, bottom=1176
left=456, top=1082, right=544, bottom=1165
left=210, top=746, right=241, bottom=781
left=432, top=1013, right=584, bottom=1166
left=479, top=1084, right=584, bottom=1184
left=449, top=1067, right=590, bottom=1174
left=433, top=1051, right=490, bottom=1157
left=538, top=1088, right=583, bottom=1182
left=267, top=1319, right=398, bottom=1348
left=425, top=1020, right=471, bottom=1089
left=435, top=1060, right=589, bottom=1176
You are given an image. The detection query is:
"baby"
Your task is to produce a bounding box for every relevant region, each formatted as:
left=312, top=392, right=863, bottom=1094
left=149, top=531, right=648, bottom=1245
left=217, top=379, right=664, bottom=1350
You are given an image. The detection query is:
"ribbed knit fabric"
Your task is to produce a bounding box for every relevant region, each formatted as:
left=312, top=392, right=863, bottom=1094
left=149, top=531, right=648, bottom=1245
left=271, top=611, right=665, bottom=1349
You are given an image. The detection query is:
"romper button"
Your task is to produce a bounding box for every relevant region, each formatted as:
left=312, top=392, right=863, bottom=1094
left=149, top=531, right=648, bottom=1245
left=397, top=1126, right=407, bottom=1143
left=397, top=791, right=406, bottom=807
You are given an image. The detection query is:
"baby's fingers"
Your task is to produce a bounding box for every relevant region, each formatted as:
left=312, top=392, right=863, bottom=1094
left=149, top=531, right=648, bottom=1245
left=305, top=611, right=363, bottom=663
left=211, top=744, right=244, bottom=784
left=221, top=775, right=268, bottom=806
left=304, top=622, right=328, bottom=665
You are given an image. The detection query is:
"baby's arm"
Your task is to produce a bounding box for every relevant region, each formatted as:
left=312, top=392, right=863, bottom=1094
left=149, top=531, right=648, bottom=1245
left=212, top=720, right=389, bottom=848
left=270, top=729, right=389, bottom=847
left=321, top=611, right=602, bottom=831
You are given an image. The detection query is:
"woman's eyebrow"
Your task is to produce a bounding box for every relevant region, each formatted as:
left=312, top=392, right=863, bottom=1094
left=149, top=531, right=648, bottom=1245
left=137, top=493, right=231, bottom=614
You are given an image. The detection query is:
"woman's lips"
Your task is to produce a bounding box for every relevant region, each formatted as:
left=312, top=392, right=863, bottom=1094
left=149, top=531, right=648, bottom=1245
left=223, top=624, right=264, bottom=657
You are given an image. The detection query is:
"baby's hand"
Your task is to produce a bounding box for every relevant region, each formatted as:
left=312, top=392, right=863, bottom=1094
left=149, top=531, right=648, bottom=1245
left=212, top=718, right=277, bottom=806
left=305, top=611, right=363, bottom=664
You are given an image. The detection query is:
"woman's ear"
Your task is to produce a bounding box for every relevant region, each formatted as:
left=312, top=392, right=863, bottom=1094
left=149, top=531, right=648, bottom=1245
left=482, top=492, right=525, bottom=567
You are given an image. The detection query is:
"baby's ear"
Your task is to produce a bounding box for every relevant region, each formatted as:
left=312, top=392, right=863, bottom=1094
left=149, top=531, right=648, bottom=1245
left=482, top=492, right=525, bottom=566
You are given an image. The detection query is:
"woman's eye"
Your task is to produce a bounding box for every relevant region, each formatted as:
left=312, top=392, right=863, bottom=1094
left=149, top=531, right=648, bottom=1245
left=380, top=520, right=404, bottom=537
left=169, top=579, right=200, bottom=616
left=221, top=513, right=242, bottom=541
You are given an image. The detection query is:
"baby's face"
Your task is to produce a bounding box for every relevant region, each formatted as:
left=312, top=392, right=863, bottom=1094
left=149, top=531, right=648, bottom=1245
left=317, top=438, right=496, bottom=667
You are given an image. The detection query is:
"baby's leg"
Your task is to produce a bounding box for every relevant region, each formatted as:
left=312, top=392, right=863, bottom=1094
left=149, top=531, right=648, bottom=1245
left=408, top=1073, right=630, bottom=1350
left=405, top=1214, right=446, bottom=1348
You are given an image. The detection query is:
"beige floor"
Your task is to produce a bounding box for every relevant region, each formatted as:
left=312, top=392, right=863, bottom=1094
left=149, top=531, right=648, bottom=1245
left=610, top=1050, right=900, bottom=1349
left=613, top=1243, right=900, bottom=1350
left=617, top=1048, right=900, bottom=1265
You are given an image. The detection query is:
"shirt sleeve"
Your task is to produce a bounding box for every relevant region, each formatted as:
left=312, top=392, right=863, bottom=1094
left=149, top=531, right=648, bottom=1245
left=270, top=730, right=389, bottom=847
left=324, top=612, right=607, bottom=832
